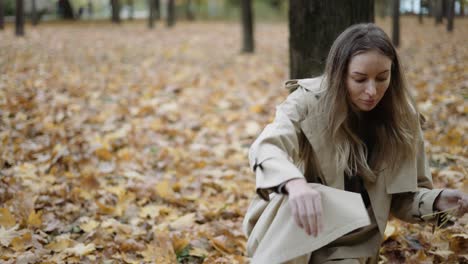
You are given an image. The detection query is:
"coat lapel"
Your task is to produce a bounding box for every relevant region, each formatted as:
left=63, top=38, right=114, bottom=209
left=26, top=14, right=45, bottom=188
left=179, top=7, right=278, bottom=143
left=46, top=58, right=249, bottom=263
left=300, top=114, right=345, bottom=190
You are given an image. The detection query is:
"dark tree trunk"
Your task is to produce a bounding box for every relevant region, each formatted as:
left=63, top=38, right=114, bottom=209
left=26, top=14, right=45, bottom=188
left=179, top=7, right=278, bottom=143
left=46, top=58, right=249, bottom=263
left=155, top=0, right=160, bottom=20
left=32, top=0, right=38, bottom=25
left=427, top=0, right=433, bottom=16
left=111, top=0, right=121, bottom=23
left=16, top=0, right=25, bottom=36
left=186, top=0, right=195, bottom=20
left=0, top=0, right=4, bottom=30
left=447, top=0, right=454, bottom=31
left=392, top=0, right=400, bottom=47
left=148, top=0, right=155, bottom=28
left=241, top=0, right=254, bottom=53
left=460, top=0, right=465, bottom=16
left=435, top=0, right=443, bottom=24
left=419, top=0, right=423, bottom=23
left=289, top=0, right=374, bottom=79
left=58, top=0, right=74, bottom=19
left=128, top=0, right=134, bottom=20
left=167, top=0, right=175, bottom=27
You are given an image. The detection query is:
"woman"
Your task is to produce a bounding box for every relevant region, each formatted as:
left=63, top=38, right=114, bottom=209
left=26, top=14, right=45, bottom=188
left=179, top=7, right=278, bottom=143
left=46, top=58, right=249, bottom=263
left=242, top=23, right=468, bottom=264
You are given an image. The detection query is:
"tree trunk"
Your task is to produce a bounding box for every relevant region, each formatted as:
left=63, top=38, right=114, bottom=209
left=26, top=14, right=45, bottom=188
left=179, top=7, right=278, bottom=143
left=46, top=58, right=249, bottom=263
left=186, top=0, right=195, bottom=20
left=447, top=0, right=454, bottom=31
left=392, top=0, right=400, bottom=47
left=16, top=0, right=25, bottom=36
left=155, top=0, right=160, bottom=20
left=419, top=0, right=423, bottom=23
left=167, top=0, right=175, bottom=27
left=32, top=0, right=38, bottom=25
left=459, top=0, right=464, bottom=16
left=289, top=0, right=374, bottom=79
left=435, top=0, right=443, bottom=23
left=148, top=0, right=155, bottom=28
left=427, top=0, right=433, bottom=16
left=0, top=0, right=4, bottom=30
left=111, top=0, right=121, bottom=23
left=58, top=0, right=74, bottom=19
left=241, top=0, right=254, bottom=53
left=128, top=0, right=134, bottom=20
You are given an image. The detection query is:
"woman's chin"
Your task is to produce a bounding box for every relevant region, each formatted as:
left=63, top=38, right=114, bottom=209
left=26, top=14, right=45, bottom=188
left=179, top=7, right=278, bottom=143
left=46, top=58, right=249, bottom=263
left=356, top=103, right=376, bottom=112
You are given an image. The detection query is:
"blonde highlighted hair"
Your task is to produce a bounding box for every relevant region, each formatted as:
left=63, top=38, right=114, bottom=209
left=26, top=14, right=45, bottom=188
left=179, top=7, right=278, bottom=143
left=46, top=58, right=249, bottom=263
left=309, top=23, right=420, bottom=183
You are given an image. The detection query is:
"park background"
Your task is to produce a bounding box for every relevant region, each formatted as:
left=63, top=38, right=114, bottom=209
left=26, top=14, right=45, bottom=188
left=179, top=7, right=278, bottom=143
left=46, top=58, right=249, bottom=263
left=0, top=0, right=467, bottom=263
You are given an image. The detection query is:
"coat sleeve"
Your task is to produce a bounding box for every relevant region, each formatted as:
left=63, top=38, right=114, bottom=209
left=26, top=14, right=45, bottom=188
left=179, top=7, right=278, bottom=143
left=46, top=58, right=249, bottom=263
left=390, top=122, right=444, bottom=223
left=248, top=86, right=311, bottom=201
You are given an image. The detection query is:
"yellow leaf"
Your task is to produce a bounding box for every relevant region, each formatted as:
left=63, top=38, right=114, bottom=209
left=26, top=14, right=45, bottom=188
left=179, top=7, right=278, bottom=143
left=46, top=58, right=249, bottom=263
left=0, top=208, right=16, bottom=228
left=11, top=231, right=32, bottom=251
left=250, top=104, right=264, bottom=114
left=64, top=243, right=96, bottom=256
left=383, top=222, right=398, bottom=241
left=170, top=213, right=195, bottom=230
left=0, top=225, right=20, bottom=247
left=189, top=247, right=209, bottom=258
left=155, top=180, right=174, bottom=199
left=210, top=235, right=236, bottom=254
left=95, top=148, right=113, bottom=161
left=139, top=205, right=161, bottom=219
left=46, top=238, right=72, bottom=252
left=79, top=219, right=99, bottom=233
left=142, top=231, right=177, bottom=263
left=27, top=210, right=42, bottom=228
left=96, top=201, right=115, bottom=215
left=172, top=236, right=190, bottom=254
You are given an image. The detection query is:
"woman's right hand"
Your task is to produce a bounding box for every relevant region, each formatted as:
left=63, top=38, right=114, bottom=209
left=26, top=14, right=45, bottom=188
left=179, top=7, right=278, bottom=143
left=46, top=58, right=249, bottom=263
left=285, top=178, right=323, bottom=237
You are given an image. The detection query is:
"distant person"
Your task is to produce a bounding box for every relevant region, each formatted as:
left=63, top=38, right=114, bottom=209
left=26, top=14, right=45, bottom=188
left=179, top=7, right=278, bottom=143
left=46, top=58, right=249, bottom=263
left=243, top=23, right=468, bottom=264
left=78, top=6, right=84, bottom=19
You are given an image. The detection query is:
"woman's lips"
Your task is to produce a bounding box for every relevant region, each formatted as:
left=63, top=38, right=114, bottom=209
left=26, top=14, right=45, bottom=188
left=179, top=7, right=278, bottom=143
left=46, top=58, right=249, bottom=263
left=361, top=100, right=376, bottom=105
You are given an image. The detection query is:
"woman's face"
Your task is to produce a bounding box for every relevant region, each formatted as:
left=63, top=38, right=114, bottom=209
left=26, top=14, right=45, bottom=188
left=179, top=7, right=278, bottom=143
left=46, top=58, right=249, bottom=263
left=346, top=50, right=392, bottom=111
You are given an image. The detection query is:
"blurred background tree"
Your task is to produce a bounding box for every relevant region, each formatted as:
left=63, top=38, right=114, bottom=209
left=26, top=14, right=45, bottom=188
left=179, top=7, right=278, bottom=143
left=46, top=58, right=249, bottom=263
left=1, top=0, right=466, bottom=38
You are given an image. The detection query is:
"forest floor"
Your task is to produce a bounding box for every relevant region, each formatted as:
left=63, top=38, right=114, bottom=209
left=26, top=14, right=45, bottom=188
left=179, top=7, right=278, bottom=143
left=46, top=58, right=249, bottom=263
left=0, top=17, right=467, bottom=263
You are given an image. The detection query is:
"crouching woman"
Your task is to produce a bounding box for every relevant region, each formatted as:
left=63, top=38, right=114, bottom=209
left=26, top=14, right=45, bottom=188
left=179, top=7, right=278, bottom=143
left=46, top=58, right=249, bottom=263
left=242, top=23, right=468, bottom=264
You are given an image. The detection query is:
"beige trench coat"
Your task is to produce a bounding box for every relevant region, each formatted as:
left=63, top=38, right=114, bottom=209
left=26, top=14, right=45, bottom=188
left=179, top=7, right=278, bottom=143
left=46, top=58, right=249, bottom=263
left=242, top=76, right=443, bottom=264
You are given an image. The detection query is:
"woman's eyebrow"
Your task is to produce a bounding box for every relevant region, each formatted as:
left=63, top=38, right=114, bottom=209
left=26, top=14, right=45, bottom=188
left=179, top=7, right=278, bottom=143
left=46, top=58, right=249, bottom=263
left=352, top=70, right=390, bottom=75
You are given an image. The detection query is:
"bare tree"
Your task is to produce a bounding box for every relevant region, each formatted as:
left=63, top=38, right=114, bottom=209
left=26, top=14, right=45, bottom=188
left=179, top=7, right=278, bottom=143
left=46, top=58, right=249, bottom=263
left=460, top=0, right=465, bottom=16
left=241, top=0, right=254, bottom=53
left=447, top=0, right=454, bottom=31
left=128, top=0, right=134, bottom=20
left=419, top=0, right=424, bottom=23
left=32, top=0, right=38, bottom=25
left=16, top=0, right=25, bottom=36
left=0, top=0, right=4, bottom=30
left=186, top=0, right=195, bottom=20
left=167, top=0, right=175, bottom=27
left=58, top=0, right=74, bottom=19
left=111, top=0, right=121, bottom=23
left=148, top=0, right=156, bottom=28
left=155, top=0, right=160, bottom=20
left=392, top=0, right=400, bottom=47
left=289, top=0, right=374, bottom=78
left=435, top=0, right=443, bottom=24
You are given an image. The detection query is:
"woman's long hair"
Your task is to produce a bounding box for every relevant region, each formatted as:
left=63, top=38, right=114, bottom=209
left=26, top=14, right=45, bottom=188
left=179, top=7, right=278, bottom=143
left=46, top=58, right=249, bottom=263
left=311, top=23, right=420, bottom=183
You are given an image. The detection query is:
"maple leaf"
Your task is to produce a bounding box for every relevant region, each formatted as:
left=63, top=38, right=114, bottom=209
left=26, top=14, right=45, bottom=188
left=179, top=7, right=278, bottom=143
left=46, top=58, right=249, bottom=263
left=64, top=243, right=96, bottom=256
left=0, top=225, right=20, bottom=247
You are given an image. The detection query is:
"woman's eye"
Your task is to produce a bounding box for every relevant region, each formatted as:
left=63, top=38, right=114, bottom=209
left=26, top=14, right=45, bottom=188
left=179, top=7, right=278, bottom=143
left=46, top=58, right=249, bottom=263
left=355, top=79, right=366, bottom=83
left=377, top=78, right=388, bottom=82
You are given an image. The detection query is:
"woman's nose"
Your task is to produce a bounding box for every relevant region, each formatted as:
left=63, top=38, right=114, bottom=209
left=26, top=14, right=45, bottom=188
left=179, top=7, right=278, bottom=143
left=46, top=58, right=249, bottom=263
left=365, top=81, right=377, bottom=97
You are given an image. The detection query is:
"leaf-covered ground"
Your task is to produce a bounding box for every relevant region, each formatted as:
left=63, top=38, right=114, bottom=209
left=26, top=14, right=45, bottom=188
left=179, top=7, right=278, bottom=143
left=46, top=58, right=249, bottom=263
left=0, top=17, right=467, bottom=263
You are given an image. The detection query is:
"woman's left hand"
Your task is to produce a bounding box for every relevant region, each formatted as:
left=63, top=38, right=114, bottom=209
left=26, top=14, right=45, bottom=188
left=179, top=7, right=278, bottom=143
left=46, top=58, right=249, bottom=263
left=434, top=189, right=468, bottom=216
